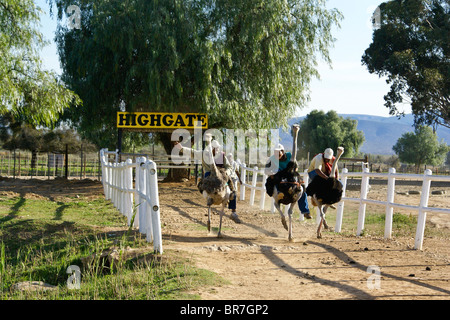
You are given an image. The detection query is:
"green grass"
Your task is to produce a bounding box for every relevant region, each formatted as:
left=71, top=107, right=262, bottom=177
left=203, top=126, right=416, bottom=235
left=0, top=194, right=226, bottom=300
left=320, top=208, right=443, bottom=238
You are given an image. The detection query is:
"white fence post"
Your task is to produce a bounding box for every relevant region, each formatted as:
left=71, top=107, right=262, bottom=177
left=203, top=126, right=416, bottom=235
left=357, top=167, right=370, bottom=236
left=99, top=150, right=163, bottom=253
left=134, top=157, right=142, bottom=227
left=147, top=161, right=163, bottom=253
left=249, top=166, right=258, bottom=206
left=384, top=167, right=396, bottom=239
left=260, top=173, right=267, bottom=210
left=138, top=157, right=148, bottom=231
left=414, top=169, right=432, bottom=250
left=335, top=168, right=348, bottom=232
left=240, top=161, right=247, bottom=201
left=125, top=159, right=133, bottom=224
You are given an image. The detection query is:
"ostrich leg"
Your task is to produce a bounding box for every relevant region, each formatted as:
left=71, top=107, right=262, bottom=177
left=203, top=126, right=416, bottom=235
left=322, top=205, right=330, bottom=230
left=275, top=202, right=288, bottom=231
left=217, top=203, right=225, bottom=238
left=288, top=206, right=294, bottom=242
left=314, top=195, right=325, bottom=239
left=207, top=206, right=211, bottom=233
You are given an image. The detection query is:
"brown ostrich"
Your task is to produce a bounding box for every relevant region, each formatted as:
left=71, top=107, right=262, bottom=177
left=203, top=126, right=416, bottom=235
left=197, top=141, right=234, bottom=238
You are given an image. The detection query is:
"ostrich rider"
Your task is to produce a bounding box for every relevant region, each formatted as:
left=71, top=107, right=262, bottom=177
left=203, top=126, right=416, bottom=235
left=173, top=137, right=241, bottom=224
left=307, top=148, right=339, bottom=181
left=264, top=144, right=312, bottom=220
left=307, top=147, right=339, bottom=208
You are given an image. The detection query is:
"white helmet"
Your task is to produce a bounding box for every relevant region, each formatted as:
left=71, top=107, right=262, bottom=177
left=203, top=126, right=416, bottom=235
left=211, top=140, right=221, bottom=149
left=274, top=144, right=284, bottom=152
left=324, top=148, right=333, bottom=159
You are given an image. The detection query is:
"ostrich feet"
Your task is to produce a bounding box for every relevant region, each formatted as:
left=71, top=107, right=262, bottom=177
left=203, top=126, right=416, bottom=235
left=317, top=218, right=324, bottom=239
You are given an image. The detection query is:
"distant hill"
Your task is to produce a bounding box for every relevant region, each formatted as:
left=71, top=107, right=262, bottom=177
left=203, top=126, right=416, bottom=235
left=280, top=114, right=450, bottom=155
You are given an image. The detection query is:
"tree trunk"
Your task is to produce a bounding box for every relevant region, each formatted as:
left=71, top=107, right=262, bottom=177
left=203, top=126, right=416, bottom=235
left=158, top=132, right=190, bottom=182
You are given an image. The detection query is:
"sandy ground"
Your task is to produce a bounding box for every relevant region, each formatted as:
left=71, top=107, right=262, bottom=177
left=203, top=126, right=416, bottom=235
left=158, top=180, right=450, bottom=300
left=1, top=177, right=449, bottom=300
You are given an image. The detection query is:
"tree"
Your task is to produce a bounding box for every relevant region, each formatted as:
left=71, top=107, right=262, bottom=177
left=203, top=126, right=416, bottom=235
left=392, top=125, right=449, bottom=172
left=0, top=0, right=81, bottom=127
left=49, top=0, right=342, bottom=152
left=362, top=0, right=449, bottom=129
left=297, top=110, right=365, bottom=158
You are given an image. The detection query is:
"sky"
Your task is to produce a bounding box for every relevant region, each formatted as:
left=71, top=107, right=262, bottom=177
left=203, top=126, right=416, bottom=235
left=35, top=0, right=412, bottom=118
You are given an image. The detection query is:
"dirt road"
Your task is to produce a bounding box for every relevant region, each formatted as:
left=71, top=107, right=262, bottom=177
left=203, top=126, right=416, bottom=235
left=1, top=177, right=449, bottom=300
left=158, top=181, right=450, bottom=300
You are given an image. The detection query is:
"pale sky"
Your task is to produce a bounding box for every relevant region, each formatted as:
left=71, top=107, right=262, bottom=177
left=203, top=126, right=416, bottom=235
left=36, top=0, right=412, bottom=118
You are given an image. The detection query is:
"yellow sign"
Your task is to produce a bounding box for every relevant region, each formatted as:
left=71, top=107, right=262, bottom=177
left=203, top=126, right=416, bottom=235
left=117, top=112, right=208, bottom=129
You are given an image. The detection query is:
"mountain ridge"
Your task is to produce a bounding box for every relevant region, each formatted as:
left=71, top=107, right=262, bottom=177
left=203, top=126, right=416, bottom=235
left=281, top=113, right=450, bottom=155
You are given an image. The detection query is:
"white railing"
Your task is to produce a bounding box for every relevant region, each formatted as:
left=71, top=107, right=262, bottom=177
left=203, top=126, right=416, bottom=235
left=235, top=160, right=449, bottom=250
left=336, top=167, right=450, bottom=250
left=100, top=149, right=163, bottom=253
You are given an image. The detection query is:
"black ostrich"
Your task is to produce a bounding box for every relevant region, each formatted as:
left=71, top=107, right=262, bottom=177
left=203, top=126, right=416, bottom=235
left=305, top=147, right=344, bottom=238
left=265, top=124, right=303, bottom=241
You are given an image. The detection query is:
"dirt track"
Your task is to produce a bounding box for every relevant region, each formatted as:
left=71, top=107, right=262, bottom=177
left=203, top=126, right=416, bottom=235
left=1, top=177, right=449, bottom=300
left=158, top=181, right=450, bottom=300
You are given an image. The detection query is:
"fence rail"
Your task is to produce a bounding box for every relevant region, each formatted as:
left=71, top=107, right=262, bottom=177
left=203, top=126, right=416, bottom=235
left=336, top=167, right=450, bottom=250
left=234, top=160, right=449, bottom=250
left=100, top=148, right=163, bottom=253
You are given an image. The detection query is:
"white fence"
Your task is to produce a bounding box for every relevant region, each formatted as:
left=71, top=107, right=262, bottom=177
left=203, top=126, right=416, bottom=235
left=235, top=160, right=449, bottom=250
left=336, top=167, right=450, bottom=250
left=100, top=149, right=163, bottom=253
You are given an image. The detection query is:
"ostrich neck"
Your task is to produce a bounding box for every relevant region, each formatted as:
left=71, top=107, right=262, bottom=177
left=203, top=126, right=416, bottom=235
left=208, top=145, right=219, bottom=176
left=292, top=126, right=299, bottom=162
left=330, top=149, right=343, bottom=178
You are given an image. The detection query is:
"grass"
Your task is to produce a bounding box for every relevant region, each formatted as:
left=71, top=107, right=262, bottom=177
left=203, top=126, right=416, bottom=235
left=319, top=206, right=445, bottom=238
left=0, top=193, right=226, bottom=300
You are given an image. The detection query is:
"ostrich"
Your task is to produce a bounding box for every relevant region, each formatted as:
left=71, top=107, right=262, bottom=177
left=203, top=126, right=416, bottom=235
left=306, top=146, right=344, bottom=238
left=197, top=141, right=234, bottom=238
left=265, top=124, right=303, bottom=241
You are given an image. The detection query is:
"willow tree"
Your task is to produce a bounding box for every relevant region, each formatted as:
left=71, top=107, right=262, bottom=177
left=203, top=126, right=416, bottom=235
left=50, top=0, right=342, bottom=152
left=0, top=0, right=80, bottom=127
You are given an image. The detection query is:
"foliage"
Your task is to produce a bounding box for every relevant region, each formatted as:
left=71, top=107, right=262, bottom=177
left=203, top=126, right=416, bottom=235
left=297, top=110, right=365, bottom=158
left=48, top=0, right=342, bottom=150
left=362, top=0, right=449, bottom=129
left=1, top=114, right=96, bottom=154
left=392, top=125, right=449, bottom=170
left=0, top=0, right=81, bottom=127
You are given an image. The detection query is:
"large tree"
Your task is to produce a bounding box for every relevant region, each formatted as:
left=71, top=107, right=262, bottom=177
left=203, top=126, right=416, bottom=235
left=393, top=125, right=449, bottom=172
left=362, top=0, right=449, bottom=129
left=0, top=0, right=80, bottom=127
left=297, top=110, right=365, bottom=158
left=49, top=0, right=342, bottom=151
